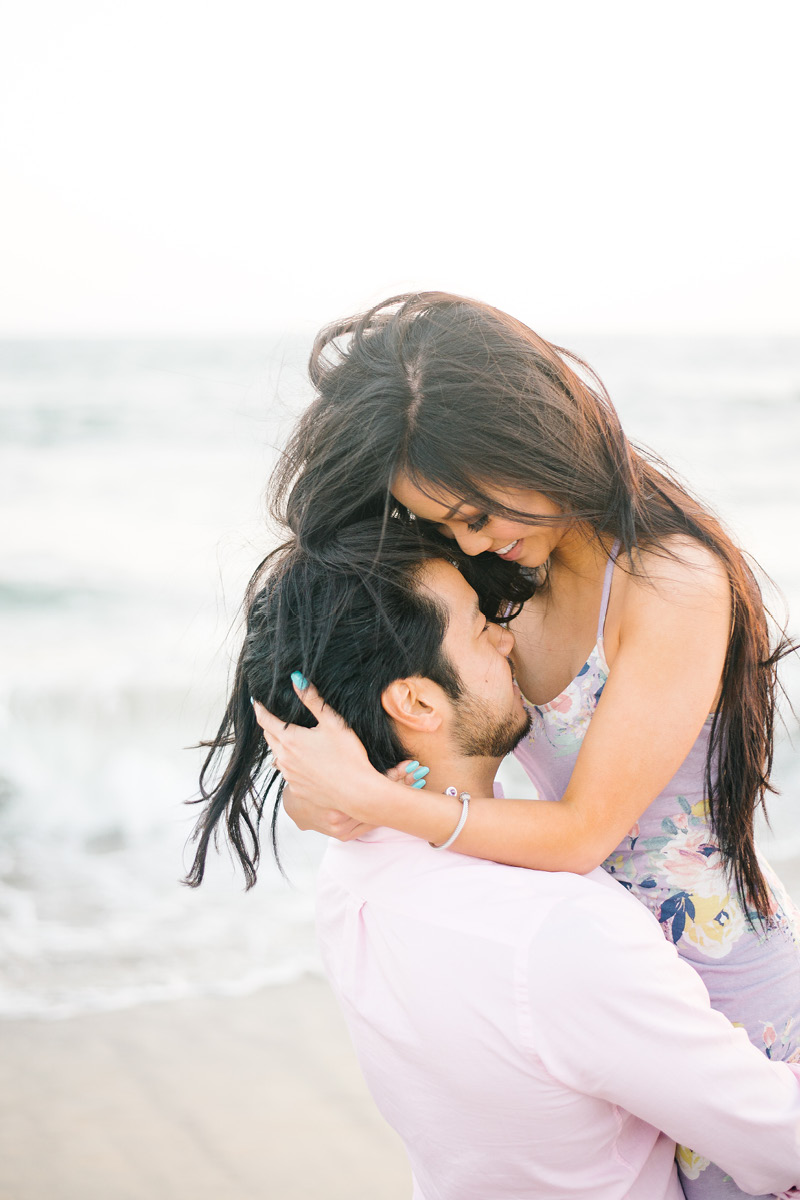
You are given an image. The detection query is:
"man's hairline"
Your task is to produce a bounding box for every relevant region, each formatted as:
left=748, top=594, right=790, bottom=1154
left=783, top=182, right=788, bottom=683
left=380, top=555, right=467, bottom=710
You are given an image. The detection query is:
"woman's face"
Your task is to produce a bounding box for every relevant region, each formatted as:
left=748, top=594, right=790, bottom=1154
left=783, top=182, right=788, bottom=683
left=391, top=473, right=570, bottom=570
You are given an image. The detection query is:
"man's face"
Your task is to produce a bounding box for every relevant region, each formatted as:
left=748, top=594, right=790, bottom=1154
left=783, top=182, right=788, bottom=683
left=420, top=560, right=531, bottom=757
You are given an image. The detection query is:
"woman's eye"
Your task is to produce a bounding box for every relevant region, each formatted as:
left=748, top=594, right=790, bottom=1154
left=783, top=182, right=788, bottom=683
left=466, top=514, right=489, bottom=533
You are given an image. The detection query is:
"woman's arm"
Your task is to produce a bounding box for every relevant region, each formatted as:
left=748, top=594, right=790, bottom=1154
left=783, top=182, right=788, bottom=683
left=260, top=541, right=732, bottom=871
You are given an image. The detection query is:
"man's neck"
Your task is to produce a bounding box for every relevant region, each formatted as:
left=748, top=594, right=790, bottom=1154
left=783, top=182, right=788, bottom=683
left=412, top=748, right=501, bottom=799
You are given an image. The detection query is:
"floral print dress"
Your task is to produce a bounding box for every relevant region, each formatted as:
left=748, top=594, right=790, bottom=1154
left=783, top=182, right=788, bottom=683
left=513, top=543, right=800, bottom=1199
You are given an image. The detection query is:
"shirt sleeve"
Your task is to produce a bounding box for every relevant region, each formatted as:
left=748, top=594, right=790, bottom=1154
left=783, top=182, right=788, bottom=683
left=524, top=883, right=800, bottom=1198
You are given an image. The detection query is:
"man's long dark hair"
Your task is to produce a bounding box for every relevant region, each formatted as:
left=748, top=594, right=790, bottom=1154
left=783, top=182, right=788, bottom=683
left=185, top=517, right=532, bottom=888
left=267, top=291, right=793, bottom=919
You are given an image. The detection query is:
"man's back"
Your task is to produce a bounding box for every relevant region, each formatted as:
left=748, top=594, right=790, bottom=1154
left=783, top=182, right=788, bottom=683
left=317, top=828, right=800, bottom=1200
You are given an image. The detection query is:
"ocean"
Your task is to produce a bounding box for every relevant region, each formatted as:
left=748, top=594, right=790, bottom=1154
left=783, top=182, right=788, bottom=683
left=2, top=333, right=799, bottom=1018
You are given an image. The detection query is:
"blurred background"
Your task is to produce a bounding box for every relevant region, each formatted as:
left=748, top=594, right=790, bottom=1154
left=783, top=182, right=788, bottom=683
left=2, top=0, right=799, bottom=1021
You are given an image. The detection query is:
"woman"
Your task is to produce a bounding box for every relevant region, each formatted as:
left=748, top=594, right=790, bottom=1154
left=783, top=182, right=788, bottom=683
left=256, top=293, right=800, bottom=1196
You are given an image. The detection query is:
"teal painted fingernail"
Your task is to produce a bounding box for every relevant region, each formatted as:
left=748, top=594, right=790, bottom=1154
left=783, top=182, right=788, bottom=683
left=412, top=779, right=426, bottom=789
left=249, top=695, right=255, bottom=705
left=413, top=766, right=429, bottom=780
left=405, top=761, right=420, bottom=773
left=291, top=671, right=309, bottom=689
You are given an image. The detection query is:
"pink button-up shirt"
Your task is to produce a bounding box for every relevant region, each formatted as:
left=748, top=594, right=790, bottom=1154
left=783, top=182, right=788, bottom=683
left=317, top=828, right=800, bottom=1199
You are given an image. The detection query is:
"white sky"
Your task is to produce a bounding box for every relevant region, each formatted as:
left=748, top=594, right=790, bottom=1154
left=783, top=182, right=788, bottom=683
left=1, top=0, right=798, bottom=337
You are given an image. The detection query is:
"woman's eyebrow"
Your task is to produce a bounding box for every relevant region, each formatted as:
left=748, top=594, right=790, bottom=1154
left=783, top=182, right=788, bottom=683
left=442, top=500, right=475, bottom=520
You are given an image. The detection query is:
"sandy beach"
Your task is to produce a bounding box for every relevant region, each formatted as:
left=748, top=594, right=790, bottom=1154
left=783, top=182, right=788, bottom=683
left=0, top=976, right=409, bottom=1200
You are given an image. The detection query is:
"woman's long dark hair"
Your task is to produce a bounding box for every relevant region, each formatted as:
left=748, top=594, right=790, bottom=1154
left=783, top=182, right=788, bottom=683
left=268, top=291, right=793, bottom=919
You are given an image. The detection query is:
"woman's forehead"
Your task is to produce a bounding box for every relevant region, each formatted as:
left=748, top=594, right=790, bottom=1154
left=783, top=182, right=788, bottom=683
left=391, top=472, right=471, bottom=519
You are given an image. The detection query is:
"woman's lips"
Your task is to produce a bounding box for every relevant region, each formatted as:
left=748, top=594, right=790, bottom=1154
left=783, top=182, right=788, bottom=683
left=495, top=539, right=522, bottom=561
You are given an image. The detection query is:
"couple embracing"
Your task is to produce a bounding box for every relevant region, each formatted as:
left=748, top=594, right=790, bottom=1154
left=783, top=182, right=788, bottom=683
left=189, top=293, right=800, bottom=1199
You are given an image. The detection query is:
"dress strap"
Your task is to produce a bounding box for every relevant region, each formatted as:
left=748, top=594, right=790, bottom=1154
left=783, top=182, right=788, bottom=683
left=596, top=539, right=621, bottom=640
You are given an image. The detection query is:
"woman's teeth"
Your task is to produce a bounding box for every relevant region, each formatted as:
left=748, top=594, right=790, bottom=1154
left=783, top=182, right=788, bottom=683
left=496, top=541, right=518, bottom=555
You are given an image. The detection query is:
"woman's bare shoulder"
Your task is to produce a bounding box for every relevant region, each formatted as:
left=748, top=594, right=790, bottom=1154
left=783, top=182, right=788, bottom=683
left=617, top=535, right=730, bottom=623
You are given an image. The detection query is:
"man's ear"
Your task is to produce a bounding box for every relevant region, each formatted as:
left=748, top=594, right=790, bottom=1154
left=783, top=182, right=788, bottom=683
left=381, top=677, right=443, bottom=735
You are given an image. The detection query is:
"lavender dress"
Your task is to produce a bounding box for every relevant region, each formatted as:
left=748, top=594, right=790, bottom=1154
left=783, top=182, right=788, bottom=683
left=513, top=543, right=800, bottom=1199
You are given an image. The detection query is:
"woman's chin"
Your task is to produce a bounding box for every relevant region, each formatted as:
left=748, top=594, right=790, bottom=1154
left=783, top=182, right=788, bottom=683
left=515, top=548, right=545, bottom=570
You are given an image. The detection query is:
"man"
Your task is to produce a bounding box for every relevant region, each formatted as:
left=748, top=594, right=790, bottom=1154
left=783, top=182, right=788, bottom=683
left=215, top=519, right=800, bottom=1199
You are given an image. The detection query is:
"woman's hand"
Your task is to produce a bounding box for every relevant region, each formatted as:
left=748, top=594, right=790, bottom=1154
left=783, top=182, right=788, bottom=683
left=279, top=782, right=373, bottom=840
left=251, top=677, right=423, bottom=839
left=280, top=763, right=417, bottom=841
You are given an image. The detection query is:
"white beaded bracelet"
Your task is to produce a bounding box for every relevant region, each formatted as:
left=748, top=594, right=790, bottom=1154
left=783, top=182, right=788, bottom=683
left=429, top=790, right=470, bottom=850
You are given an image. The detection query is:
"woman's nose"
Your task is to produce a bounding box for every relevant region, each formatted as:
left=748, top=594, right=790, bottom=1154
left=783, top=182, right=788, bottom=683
left=453, top=528, right=492, bottom=556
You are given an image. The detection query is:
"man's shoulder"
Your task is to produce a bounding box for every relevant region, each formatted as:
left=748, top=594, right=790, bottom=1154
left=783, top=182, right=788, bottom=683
left=319, top=836, right=654, bottom=953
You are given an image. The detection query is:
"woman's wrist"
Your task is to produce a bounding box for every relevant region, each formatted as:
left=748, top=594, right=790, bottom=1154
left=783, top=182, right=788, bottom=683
left=352, top=771, right=420, bottom=826
left=366, top=776, right=464, bottom=844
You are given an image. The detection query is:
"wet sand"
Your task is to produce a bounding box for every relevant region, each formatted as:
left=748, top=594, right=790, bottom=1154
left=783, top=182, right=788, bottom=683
left=0, top=976, right=409, bottom=1200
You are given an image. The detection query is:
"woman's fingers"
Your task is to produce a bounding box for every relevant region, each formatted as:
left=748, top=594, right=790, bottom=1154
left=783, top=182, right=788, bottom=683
left=339, top=822, right=377, bottom=841
left=385, top=762, right=409, bottom=784
left=251, top=699, right=284, bottom=741
left=400, top=759, right=430, bottom=788
left=290, top=675, right=348, bottom=728
left=253, top=679, right=343, bottom=743
left=326, top=810, right=363, bottom=839
left=281, top=782, right=371, bottom=840
left=385, top=759, right=429, bottom=788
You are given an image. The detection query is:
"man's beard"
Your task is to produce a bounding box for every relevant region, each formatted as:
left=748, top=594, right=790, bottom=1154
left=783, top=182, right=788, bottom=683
left=452, top=689, right=532, bottom=758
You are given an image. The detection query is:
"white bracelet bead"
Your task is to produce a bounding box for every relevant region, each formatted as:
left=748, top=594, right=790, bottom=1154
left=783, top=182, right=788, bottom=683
left=429, top=792, right=470, bottom=851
